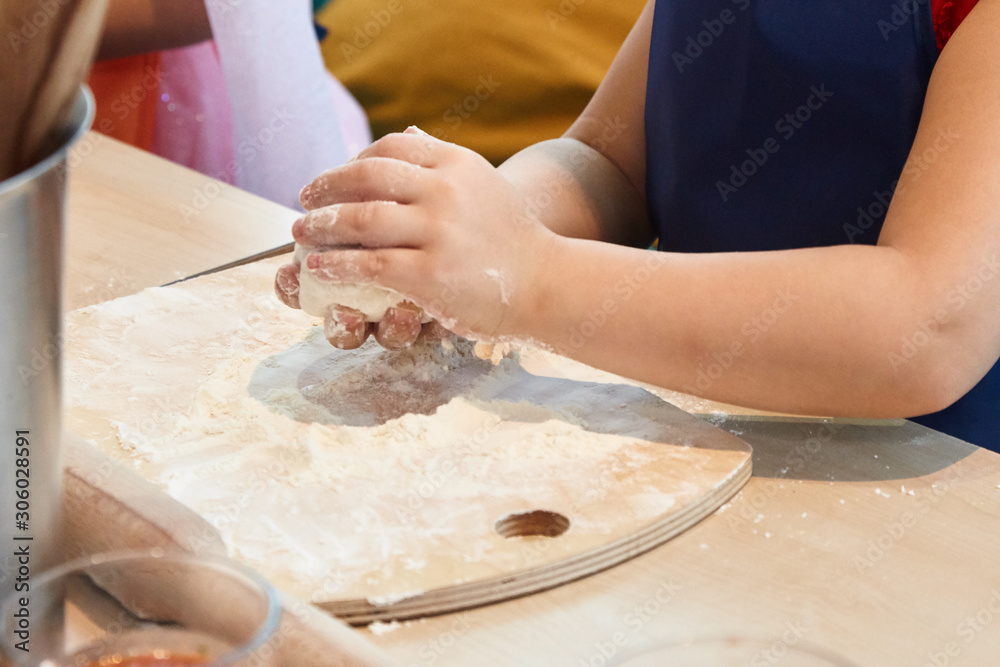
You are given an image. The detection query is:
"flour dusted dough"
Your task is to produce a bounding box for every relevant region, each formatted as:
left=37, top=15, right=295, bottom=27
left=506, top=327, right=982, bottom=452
left=295, top=244, right=430, bottom=322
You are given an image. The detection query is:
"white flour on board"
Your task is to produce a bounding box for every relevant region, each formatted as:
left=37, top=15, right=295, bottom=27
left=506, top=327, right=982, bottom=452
left=64, top=260, right=724, bottom=603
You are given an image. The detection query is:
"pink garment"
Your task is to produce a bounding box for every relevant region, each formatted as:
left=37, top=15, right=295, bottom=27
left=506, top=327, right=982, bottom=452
left=153, top=42, right=235, bottom=185
left=149, top=2, right=371, bottom=209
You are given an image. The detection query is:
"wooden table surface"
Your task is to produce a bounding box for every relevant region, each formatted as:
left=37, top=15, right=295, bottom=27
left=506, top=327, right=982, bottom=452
left=65, top=133, right=1000, bottom=666
left=64, top=132, right=296, bottom=311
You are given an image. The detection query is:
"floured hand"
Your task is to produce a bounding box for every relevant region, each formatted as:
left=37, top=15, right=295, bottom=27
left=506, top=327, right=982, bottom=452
left=274, top=255, right=450, bottom=349
left=292, top=243, right=434, bottom=322
left=281, top=126, right=553, bottom=351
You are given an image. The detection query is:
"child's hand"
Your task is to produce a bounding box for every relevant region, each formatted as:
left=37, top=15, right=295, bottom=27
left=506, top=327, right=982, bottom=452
left=278, top=127, right=553, bottom=348
left=274, top=259, right=452, bottom=349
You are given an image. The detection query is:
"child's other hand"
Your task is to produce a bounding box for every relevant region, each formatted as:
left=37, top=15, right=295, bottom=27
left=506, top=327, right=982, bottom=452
left=287, top=127, right=552, bottom=347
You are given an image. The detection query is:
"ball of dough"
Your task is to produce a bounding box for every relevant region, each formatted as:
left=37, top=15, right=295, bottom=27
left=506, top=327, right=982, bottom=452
left=294, top=244, right=429, bottom=322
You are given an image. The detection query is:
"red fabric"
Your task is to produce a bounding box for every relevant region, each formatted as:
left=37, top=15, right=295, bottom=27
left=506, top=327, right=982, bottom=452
left=931, top=0, right=979, bottom=50
left=87, top=54, right=161, bottom=151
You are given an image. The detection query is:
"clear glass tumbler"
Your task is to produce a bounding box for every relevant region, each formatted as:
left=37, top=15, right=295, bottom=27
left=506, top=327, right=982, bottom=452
left=0, top=550, right=282, bottom=666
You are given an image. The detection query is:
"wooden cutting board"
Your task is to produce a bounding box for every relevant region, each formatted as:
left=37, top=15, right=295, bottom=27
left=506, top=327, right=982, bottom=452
left=61, top=433, right=397, bottom=666
left=63, top=256, right=751, bottom=624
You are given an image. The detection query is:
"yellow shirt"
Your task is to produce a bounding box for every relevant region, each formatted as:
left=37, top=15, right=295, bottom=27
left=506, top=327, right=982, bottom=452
left=316, top=0, right=644, bottom=164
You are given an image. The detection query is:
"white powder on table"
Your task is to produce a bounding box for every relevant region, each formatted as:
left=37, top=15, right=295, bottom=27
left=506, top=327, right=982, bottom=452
left=64, top=259, right=728, bottom=605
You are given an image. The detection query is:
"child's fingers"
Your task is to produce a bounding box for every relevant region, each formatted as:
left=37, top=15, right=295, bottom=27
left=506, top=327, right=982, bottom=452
left=274, top=262, right=301, bottom=309
left=374, top=302, right=424, bottom=349
left=324, top=305, right=372, bottom=349
left=293, top=202, right=426, bottom=249
left=299, top=156, right=430, bottom=209
left=349, top=130, right=450, bottom=169
left=303, top=248, right=422, bottom=292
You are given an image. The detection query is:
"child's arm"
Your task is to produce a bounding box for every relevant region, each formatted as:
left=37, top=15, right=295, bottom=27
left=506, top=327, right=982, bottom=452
left=494, top=0, right=654, bottom=247
left=285, top=0, right=1000, bottom=420
left=97, top=0, right=211, bottom=61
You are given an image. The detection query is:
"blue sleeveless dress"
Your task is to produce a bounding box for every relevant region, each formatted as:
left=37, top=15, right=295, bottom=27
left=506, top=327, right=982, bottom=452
left=644, top=0, right=999, bottom=450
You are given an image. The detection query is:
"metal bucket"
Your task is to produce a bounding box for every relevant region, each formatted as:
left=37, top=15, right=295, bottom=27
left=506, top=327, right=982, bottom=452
left=0, top=88, right=95, bottom=604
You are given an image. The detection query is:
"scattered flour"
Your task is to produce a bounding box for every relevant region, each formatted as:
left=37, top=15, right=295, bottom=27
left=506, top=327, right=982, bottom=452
left=367, top=620, right=401, bottom=636
left=63, top=259, right=740, bottom=606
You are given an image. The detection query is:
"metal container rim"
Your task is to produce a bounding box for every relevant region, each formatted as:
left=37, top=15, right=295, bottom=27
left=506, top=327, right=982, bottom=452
left=0, top=85, right=95, bottom=200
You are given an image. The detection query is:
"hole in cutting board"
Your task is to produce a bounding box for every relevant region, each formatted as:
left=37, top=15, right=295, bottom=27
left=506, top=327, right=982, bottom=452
left=494, top=510, right=570, bottom=539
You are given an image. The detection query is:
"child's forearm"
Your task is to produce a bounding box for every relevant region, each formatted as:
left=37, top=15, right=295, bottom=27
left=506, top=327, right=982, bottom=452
left=515, top=237, right=987, bottom=419
left=494, top=141, right=967, bottom=418
left=497, top=140, right=652, bottom=248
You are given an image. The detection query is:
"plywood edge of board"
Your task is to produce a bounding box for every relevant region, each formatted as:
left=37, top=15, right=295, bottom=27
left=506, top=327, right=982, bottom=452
left=320, top=444, right=752, bottom=625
